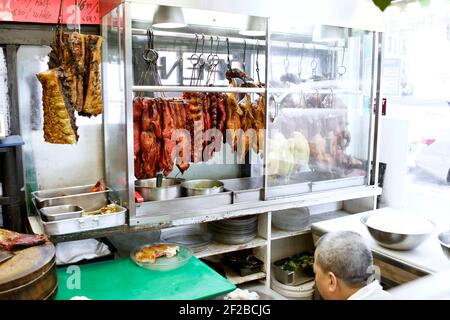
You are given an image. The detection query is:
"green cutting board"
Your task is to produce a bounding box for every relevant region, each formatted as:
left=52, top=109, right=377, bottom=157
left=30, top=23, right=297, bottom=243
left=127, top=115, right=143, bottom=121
left=55, top=257, right=235, bottom=300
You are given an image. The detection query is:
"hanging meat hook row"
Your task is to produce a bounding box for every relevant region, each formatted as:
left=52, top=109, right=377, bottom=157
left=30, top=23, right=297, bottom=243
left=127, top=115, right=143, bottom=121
left=139, top=28, right=163, bottom=96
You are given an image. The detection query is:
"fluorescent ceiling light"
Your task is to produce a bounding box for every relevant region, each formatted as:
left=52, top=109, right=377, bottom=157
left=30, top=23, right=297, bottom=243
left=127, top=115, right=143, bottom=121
left=312, top=25, right=346, bottom=43
left=239, top=15, right=266, bottom=36
left=152, top=5, right=187, bottom=29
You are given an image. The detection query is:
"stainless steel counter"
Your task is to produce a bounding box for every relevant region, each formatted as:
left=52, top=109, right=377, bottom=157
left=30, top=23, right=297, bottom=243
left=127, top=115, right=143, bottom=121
left=311, top=207, right=450, bottom=279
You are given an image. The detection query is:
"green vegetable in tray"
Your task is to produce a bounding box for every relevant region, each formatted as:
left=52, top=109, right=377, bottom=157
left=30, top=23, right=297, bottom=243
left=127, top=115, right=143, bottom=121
left=277, top=251, right=314, bottom=274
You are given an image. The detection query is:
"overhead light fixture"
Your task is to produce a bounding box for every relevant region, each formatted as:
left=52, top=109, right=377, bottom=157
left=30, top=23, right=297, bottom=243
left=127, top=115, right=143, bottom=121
left=239, top=15, right=266, bottom=36
left=152, top=5, right=187, bottom=29
left=312, top=25, right=346, bottom=43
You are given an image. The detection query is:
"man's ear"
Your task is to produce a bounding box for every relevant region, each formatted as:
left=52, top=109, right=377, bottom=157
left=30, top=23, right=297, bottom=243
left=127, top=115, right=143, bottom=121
left=328, top=272, right=338, bottom=293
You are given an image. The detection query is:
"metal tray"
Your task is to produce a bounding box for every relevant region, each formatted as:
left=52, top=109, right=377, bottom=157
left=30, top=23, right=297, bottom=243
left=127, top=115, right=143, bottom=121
left=32, top=199, right=126, bottom=236
left=220, top=177, right=263, bottom=204
left=272, top=263, right=314, bottom=286
left=32, top=184, right=109, bottom=211
left=40, top=205, right=83, bottom=221
left=310, top=175, right=366, bottom=192
left=136, top=191, right=233, bottom=216
left=265, top=182, right=311, bottom=200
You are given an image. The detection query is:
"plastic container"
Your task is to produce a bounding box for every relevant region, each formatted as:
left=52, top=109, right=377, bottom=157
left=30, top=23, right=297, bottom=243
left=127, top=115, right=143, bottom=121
left=222, top=252, right=263, bottom=276
left=130, top=243, right=193, bottom=271
left=271, top=276, right=315, bottom=300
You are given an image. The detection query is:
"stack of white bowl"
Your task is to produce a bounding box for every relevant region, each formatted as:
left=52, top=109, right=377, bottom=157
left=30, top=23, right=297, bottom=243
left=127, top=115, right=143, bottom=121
left=271, top=275, right=315, bottom=300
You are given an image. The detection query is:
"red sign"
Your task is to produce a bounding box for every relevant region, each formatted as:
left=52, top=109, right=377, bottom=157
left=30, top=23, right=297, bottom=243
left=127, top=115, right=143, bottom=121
left=0, top=0, right=100, bottom=25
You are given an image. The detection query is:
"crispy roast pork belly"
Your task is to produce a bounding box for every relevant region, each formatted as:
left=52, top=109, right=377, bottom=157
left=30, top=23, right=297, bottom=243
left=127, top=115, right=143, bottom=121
left=80, top=35, right=103, bottom=117
left=36, top=68, right=79, bottom=144
left=62, top=32, right=85, bottom=112
left=134, top=244, right=179, bottom=264
left=0, top=228, right=48, bottom=251
left=48, top=31, right=86, bottom=112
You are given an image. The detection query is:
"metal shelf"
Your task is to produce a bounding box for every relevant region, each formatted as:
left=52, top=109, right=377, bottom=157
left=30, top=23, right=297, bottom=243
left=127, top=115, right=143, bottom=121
left=195, top=237, right=267, bottom=259
left=223, top=266, right=266, bottom=285
left=271, top=210, right=351, bottom=240
left=268, top=87, right=363, bottom=95
left=133, top=85, right=265, bottom=94
left=132, top=185, right=381, bottom=227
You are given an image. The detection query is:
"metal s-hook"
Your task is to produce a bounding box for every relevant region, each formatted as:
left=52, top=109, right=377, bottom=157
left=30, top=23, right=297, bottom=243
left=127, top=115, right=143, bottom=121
left=210, top=36, right=221, bottom=84
left=226, top=37, right=231, bottom=71
left=243, top=39, right=247, bottom=74
left=196, top=34, right=206, bottom=85
left=215, top=36, right=220, bottom=55
left=311, top=46, right=318, bottom=78
left=255, top=39, right=261, bottom=84
left=190, top=34, right=200, bottom=86
left=298, top=44, right=304, bottom=81
left=143, top=29, right=158, bottom=64
left=205, top=36, right=214, bottom=85
left=284, top=42, right=290, bottom=73
left=337, top=46, right=347, bottom=78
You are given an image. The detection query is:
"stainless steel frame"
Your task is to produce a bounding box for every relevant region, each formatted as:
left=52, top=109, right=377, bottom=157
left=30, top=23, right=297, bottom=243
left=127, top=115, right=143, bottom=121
left=101, top=0, right=384, bottom=227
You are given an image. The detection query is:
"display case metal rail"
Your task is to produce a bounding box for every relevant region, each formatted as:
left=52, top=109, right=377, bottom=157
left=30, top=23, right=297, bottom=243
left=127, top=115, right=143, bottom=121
left=100, top=0, right=383, bottom=228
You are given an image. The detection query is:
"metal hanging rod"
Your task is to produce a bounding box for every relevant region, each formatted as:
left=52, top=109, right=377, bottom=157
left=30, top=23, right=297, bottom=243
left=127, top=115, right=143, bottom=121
left=131, top=28, right=338, bottom=51
left=132, top=85, right=265, bottom=94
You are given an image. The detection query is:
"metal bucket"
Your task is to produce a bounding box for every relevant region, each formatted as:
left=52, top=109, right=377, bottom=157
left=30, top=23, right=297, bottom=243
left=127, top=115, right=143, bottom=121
left=135, top=178, right=183, bottom=201
left=181, top=179, right=224, bottom=196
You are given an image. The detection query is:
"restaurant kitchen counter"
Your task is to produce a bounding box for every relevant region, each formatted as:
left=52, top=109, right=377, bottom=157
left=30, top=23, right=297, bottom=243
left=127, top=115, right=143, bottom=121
left=311, top=207, right=450, bottom=285
left=55, top=256, right=236, bottom=300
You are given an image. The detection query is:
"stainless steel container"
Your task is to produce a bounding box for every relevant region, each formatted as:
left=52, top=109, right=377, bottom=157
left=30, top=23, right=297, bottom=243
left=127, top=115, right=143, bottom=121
left=181, top=179, right=224, bottom=196
left=32, top=184, right=109, bottom=211
left=360, top=213, right=436, bottom=251
left=438, top=231, right=450, bottom=261
left=135, top=178, right=183, bottom=201
left=272, top=262, right=314, bottom=286
left=35, top=202, right=127, bottom=236
left=40, top=205, right=83, bottom=221
left=221, top=177, right=263, bottom=204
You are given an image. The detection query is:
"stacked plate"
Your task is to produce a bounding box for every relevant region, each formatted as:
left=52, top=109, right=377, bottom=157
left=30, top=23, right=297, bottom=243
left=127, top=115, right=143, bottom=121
left=272, top=208, right=310, bottom=231
left=209, top=216, right=258, bottom=245
left=160, top=225, right=212, bottom=253
left=271, top=275, right=315, bottom=300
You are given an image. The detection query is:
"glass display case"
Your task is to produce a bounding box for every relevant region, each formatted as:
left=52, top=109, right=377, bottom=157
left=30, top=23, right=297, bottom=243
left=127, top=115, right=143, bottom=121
left=100, top=0, right=382, bottom=226
left=265, top=17, right=377, bottom=198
